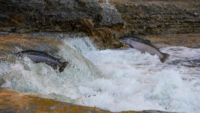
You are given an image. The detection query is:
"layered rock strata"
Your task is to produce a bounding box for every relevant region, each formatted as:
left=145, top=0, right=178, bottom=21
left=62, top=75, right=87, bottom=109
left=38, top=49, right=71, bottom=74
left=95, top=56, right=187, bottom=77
left=113, top=0, right=200, bottom=35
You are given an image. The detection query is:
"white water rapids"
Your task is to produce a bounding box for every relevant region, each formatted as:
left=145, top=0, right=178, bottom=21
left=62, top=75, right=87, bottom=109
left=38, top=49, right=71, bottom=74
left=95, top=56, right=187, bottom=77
left=0, top=36, right=200, bottom=112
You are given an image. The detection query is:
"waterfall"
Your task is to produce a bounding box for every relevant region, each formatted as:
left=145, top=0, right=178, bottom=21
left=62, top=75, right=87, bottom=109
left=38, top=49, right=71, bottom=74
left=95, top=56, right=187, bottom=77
left=105, top=0, right=110, bottom=4
left=0, top=36, right=102, bottom=103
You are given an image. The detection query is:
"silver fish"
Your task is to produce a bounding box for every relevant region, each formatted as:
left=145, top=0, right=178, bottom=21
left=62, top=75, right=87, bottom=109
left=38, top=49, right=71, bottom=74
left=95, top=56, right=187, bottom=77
left=15, top=50, right=68, bottom=72
left=119, top=36, right=170, bottom=63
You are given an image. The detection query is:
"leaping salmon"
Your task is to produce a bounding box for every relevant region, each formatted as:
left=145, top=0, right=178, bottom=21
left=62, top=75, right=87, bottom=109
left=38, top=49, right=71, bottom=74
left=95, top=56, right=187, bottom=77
left=15, top=50, right=68, bottom=72
left=119, top=36, right=170, bottom=63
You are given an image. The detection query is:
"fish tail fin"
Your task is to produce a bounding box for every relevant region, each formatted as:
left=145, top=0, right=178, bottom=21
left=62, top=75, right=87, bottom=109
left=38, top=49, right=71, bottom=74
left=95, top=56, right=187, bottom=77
left=59, top=62, right=68, bottom=72
left=160, top=53, right=170, bottom=63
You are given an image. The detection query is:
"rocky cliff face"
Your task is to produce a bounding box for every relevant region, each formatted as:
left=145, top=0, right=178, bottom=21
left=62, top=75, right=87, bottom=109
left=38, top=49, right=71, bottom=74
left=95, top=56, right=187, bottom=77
left=2, top=0, right=200, bottom=49
left=0, top=0, right=123, bottom=34
left=113, top=0, right=200, bottom=35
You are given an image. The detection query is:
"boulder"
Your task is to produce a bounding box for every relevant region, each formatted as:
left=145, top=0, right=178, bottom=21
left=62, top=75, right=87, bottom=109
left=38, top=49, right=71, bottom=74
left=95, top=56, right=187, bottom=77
left=99, top=3, right=123, bottom=27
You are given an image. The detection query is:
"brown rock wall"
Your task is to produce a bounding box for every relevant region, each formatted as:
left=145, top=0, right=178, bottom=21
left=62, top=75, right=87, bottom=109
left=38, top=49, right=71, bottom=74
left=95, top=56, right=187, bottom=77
left=0, top=0, right=123, bottom=35
left=114, top=1, right=200, bottom=35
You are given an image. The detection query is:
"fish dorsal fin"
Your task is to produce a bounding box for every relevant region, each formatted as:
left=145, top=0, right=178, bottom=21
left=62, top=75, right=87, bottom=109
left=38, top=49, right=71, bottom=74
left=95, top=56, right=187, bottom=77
left=21, top=50, right=60, bottom=61
left=143, top=39, right=159, bottom=49
left=43, top=50, right=49, bottom=53
left=131, top=36, right=152, bottom=44
left=145, top=39, right=151, bottom=43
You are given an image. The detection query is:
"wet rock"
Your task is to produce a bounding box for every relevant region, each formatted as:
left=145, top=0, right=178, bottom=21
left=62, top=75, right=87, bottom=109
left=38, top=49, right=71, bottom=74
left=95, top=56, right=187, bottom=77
left=0, top=88, right=176, bottom=113
left=92, top=27, right=114, bottom=49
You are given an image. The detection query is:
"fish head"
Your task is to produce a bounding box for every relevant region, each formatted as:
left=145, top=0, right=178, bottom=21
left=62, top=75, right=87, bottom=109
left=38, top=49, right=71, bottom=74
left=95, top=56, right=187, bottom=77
left=119, top=37, right=131, bottom=45
left=118, top=37, right=127, bottom=44
left=14, top=52, right=23, bottom=57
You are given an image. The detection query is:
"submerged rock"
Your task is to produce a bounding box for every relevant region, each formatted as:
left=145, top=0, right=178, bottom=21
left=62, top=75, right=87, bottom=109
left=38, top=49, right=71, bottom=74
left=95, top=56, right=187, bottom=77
left=169, top=59, right=200, bottom=67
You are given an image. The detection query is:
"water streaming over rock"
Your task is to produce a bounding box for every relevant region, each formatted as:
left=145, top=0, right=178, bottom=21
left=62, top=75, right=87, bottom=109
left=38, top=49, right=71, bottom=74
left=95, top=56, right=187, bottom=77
left=0, top=36, right=200, bottom=113
left=0, top=36, right=102, bottom=103
left=106, top=0, right=110, bottom=4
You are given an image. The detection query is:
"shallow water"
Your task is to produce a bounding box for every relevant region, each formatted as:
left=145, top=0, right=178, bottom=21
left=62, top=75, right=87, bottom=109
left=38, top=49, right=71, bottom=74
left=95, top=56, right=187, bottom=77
left=0, top=34, right=200, bottom=113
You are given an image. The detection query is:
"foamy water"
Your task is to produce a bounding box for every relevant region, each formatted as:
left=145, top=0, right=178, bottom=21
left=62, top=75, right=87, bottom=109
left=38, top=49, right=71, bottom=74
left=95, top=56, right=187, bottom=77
left=0, top=37, right=200, bottom=112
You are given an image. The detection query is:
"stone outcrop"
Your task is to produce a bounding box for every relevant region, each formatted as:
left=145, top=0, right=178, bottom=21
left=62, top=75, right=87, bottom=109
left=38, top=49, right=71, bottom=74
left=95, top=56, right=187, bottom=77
left=0, top=0, right=123, bottom=35
left=99, top=3, right=123, bottom=27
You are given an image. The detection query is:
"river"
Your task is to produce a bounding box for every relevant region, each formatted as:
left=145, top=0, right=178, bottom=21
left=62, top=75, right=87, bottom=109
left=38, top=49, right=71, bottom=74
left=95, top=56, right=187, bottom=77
left=0, top=32, right=200, bottom=113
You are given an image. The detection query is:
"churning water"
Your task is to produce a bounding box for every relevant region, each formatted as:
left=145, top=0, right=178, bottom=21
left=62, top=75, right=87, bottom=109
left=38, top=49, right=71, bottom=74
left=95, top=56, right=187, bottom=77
left=0, top=36, right=200, bottom=112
